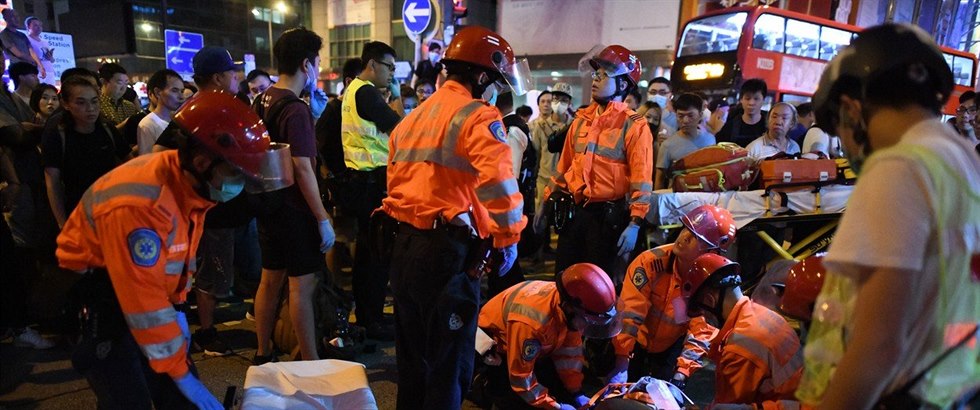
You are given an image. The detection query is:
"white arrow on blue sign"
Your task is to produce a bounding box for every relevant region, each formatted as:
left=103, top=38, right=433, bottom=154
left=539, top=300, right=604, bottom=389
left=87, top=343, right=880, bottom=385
left=165, top=30, right=204, bottom=76
left=402, top=0, right=432, bottom=35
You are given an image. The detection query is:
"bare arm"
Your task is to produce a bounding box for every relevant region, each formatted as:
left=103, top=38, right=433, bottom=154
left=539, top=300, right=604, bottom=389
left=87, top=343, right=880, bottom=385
left=654, top=168, right=667, bottom=191
left=45, top=167, right=67, bottom=228
left=28, top=47, right=45, bottom=79
left=292, top=156, right=329, bottom=222
left=818, top=266, right=918, bottom=410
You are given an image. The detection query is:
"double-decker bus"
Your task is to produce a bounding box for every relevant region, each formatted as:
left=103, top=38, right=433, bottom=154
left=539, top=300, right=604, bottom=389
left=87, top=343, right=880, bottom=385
left=670, top=6, right=977, bottom=115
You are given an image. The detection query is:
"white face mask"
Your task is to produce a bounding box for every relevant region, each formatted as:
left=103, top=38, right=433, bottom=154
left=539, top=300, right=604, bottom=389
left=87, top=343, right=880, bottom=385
left=551, top=101, right=568, bottom=115
left=304, top=62, right=317, bottom=93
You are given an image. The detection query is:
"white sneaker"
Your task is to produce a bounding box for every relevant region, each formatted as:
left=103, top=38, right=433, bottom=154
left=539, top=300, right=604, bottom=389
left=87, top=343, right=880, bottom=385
left=14, top=328, right=55, bottom=350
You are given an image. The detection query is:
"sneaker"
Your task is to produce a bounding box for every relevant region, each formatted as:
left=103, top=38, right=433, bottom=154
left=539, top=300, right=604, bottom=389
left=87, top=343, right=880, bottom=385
left=363, top=322, right=395, bottom=341
left=193, top=327, right=232, bottom=356
left=251, top=352, right=278, bottom=366
left=244, top=305, right=255, bottom=321
left=14, top=327, right=55, bottom=350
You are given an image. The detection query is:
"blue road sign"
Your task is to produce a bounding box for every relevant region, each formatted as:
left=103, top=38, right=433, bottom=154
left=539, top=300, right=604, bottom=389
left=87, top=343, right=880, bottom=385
left=402, top=0, right=432, bottom=35
left=165, top=30, right=204, bottom=75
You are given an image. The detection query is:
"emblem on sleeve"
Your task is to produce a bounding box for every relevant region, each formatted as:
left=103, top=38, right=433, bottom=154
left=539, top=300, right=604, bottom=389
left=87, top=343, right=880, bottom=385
left=489, top=121, right=507, bottom=143
left=521, top=339, right=541, bottom=361
left=632, top=267, right=649, bottom=289
left=128, top=228, right=161, bottom=267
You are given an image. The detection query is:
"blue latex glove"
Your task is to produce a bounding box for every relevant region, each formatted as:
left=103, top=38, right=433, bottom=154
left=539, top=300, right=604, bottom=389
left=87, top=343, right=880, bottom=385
left=572, top=393, right=590, bottom=407
left=497, top=243, right=518, bottom=276
left=607, top=355, right=629, bottom=384
left=318, top=219, right=335, bottom=253
left=388, top=77, right=401, bottom=98
left=310, top=89, right=328, bottom=119
left=173, top=372, right=222, bottom=410
left=616, top=222, right=640, bottom=257
left=558, top=404, right=578, bottom=410
left=175, top=311, right=190, bottom=353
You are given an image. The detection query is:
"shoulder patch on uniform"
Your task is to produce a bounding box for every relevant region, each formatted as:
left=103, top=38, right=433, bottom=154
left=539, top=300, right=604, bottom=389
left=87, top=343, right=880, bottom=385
left=128, top=228, right=161, bottom=267
left=489, top=121, right=507, bottom=143
left=521, top=339, right=541, bottom=361
left=629, top=113, right=644, bottom=122
left=632, top=266, right=649, bottom=289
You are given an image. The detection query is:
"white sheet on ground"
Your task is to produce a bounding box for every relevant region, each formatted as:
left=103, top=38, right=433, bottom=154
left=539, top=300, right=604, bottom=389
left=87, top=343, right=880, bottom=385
left=242, top=359, right=378, bottom=410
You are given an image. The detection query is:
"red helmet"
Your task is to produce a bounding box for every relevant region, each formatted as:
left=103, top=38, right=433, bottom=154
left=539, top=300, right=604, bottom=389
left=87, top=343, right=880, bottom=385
left=680, top=253, right=741, bottom=316
left=443, top=26, right=532, bottom=95
left=681, top=205, right=737, bottom=252
left=589, top=45, right=642, bottom=86
left=557, top=263, right=623, bottom=338
left=173, top=91, right=293, bottom=193
left=780, top=254, right=827, bottom=321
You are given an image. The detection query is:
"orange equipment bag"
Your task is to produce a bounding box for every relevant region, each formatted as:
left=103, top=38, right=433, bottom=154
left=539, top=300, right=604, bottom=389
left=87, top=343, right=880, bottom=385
left=759, top=158, right=838, bottom=189
left=670, top=143, right=756, bottom=192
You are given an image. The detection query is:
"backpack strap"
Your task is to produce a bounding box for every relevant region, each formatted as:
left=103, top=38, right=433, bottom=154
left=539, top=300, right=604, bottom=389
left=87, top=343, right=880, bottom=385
left=252, top=92, right=307, bottom=142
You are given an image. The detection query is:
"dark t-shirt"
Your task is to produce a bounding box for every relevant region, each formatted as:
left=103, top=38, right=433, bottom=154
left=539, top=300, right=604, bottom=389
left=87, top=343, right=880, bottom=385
left=354, top=84, right=401, bottom=135
left=253, top=87, right=317, bottom=215
left=715, top=110, right=769, bottom=148
left=315, top=98, right=345, bottom=176
left=413, top=60, right=443, bottom=87
left=41, top=119, right=128, bottom=213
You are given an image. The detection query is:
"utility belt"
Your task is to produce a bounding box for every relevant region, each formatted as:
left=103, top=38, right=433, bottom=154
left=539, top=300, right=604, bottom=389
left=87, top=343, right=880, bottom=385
left=345, top=167, right=387, bottom=186
left=546, top=191, right=630, bottom=233
left=375, top=210, right=496, bottom=280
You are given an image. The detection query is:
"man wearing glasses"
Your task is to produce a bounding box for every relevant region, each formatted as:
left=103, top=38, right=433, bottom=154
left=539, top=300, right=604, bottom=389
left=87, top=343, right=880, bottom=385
left=951, top=91, right=977, bottom=142
left=339, top=41, right=404, bottom=341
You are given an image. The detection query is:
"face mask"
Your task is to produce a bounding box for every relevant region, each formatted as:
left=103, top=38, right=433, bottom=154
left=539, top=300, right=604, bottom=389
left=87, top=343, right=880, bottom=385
left=482, top=83, right=499, bottom=106
left=649, top=94, right=668, bottom=108
left=404, top=108, right=413, bottom=115
left=839, top=107, right=869, bottom=175
left=304, top=62, right=317, bottom=94
left=428, top=52, right=440, bottom=62
left=551, top=101, right=568, bottom=114
left=208, top=173, right=246, bottom=203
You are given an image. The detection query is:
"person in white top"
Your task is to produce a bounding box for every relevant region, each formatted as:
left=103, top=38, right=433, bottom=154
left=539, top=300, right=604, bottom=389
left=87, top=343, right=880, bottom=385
left=137, top=69, right=185, bottom=155
left=801, top=125, right=844, bottom=158
left=745, top=102, right=801, bottom=160
left=799, top=23, right=980, bottom=410
left=24, top=16, right=54, bottom=85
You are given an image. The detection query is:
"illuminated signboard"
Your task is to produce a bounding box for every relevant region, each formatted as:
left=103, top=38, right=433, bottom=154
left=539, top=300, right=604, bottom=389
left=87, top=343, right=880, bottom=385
left=683, top=63, right=726, bottom=80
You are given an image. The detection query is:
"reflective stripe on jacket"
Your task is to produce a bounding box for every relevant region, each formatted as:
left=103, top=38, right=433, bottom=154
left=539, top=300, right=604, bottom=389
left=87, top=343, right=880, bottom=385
left=341, top=78, right=389, bottom=170
left=382, top=80, right=526, bottom=247
left=709, top=297, right=803, bottom=409
left=612, top=245, right=717, bottom=376
left=56, top=151, right=212, bottom=378
left=547, top=101, right=653, bottom=219
left=478, top=281, right=585, bottom=409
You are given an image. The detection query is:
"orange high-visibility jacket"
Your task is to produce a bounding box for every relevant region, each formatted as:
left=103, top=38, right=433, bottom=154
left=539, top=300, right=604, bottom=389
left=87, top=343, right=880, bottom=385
left=547, top=101, right=653, bottom=219
left=479, top=281, right=585, bottom=409
left=57, top=151, right=212, bottom=379
left=382, top=81, right=526, bottom=248
left=612, top=245, right=718, bottom=377
left=709, top=297, right=803, bottom=410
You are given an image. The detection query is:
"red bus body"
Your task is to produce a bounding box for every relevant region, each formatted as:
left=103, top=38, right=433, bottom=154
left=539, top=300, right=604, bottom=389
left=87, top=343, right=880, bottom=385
left=671, top=6, right=977, bottom=115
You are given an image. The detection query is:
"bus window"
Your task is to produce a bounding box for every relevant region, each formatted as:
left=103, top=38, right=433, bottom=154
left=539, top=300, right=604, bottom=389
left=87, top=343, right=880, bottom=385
left=786, top=19, right=820, bottom=59
left=819, top=26, right=851, bottom=61
left=781, top=94, right=811, bottom=104
left=679, top=12, right=747, bottom=57
left=952, top=55, right=975, bottom=87
left=754, top=14, right=785, bottom=53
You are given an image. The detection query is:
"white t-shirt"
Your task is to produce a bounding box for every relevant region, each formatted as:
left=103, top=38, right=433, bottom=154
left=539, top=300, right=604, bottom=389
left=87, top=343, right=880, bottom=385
left=745, top=135, right=801, bottom=160
left=506, top=125, right=528, bottom=178
left=824, top=118, right=980, bottom=397
left=137, top=112, right=170, bottom=155
left=27, top=35, right=56, bottom=85
left=801, top=127, right=843, bottom=158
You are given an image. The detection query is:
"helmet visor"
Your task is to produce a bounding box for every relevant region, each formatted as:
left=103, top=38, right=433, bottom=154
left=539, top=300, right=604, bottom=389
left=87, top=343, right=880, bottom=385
left=238, top=142, right=295, bottom=193
left=497, top=57, right=532, bottom=96
left=574, top=299, right=624, bottom=339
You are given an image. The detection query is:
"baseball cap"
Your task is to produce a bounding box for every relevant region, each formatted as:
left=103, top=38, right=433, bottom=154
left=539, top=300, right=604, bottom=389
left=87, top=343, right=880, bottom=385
left=193, top=46, right=243, bottom=76
left=551, top=82, right=573, bottom=99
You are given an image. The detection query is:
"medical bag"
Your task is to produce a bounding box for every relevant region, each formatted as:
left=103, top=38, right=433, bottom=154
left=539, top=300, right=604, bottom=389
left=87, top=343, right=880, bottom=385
left=670, top=143, right=756, bottom=192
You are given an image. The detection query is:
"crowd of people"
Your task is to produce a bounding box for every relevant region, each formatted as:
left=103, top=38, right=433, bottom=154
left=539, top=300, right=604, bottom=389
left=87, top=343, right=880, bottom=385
left=0, top=16, right=977, bottom=410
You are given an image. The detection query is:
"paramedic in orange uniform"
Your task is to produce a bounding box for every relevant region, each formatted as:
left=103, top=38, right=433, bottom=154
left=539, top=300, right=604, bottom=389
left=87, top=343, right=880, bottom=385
left=682, top=254, right=804, bottom=410
left=608, top=205, right=736, bottom=389
left=56, top=92, right=293, bottom=410
left=478, top=263, right=622, bottom=410
left=380, top=26, right=531, bottom=409
left=536, top=45, right=653, bottom=279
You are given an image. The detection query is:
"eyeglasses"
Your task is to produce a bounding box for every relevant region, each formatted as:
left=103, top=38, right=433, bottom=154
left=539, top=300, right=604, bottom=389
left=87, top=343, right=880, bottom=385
left=375, top=60, right=395, bottom=71
left=648, top=89, right=670, bottom=96
left=956, top=106, right=977, bottom=115
left=590, top=71, right=609, bottom=81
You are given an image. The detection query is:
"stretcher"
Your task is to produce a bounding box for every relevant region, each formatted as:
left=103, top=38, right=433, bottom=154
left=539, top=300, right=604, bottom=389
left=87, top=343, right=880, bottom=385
left=645, top=183, right=854, bottom=289
left=241, top=359, right=378, bottom=410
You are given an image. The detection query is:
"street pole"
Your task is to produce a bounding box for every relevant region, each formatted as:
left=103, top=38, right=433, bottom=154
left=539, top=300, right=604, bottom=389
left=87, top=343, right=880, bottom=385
left=268, top=17, right=274, bottom=70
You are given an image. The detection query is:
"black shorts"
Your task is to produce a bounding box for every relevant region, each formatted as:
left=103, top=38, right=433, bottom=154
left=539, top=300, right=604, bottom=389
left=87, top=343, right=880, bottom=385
left=257, top=204, right=325, bottom=276
left=194, top=227, right=235, bottom=297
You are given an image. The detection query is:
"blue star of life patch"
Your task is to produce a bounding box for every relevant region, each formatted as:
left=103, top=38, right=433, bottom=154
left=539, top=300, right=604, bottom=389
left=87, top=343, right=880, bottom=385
left=632, top=267, right=649, bottom=289
left=489, top=121, right=507, bottom=143
left=128, top=228, right=161, bottom=267
left=521, top=338, right=541, bottom=362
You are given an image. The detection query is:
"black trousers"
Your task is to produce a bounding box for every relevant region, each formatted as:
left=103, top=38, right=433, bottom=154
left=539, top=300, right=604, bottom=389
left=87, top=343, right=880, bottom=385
left=339, top=175, right=389, bottom=327
left=71, top=272, right=196, bottom=410
left=626, top=335, right=686, bottom=382
left=483, top=355, right=575, bottom=409
left=390, top=223, right=481, bottom=410
left=555, top=202, right=645, bottom=283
